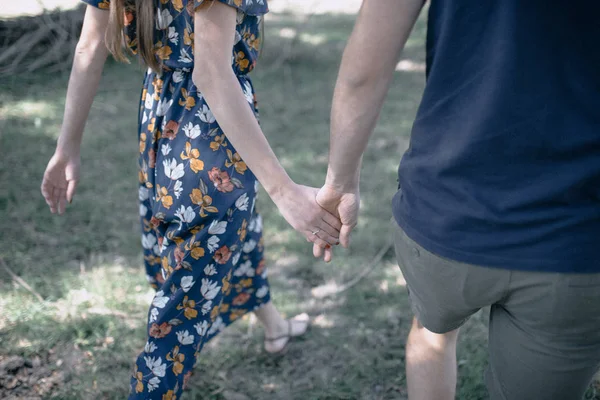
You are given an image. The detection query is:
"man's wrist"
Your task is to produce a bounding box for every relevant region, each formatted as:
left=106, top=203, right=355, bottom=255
left=324, top=169, right=360, bottom=193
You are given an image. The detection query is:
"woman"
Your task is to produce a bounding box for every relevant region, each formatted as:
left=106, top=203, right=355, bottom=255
left=41, top=0, right=341, bottom=397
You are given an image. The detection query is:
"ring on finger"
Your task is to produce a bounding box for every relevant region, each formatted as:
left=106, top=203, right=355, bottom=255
left=311, top=229, right=321, bottom=235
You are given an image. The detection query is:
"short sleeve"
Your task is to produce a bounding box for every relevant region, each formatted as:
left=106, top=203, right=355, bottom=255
left=194, top=0, right=268, bottom=16
left=81, top=0, right=110, bottom=10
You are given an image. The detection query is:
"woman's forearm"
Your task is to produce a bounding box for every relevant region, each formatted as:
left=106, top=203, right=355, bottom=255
left=56, top=41, right=108, bottom=155
left=194, top=69, right=294, bottom=199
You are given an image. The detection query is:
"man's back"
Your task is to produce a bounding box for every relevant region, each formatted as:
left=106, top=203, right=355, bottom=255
left=394, top=0, right=600, bottom=271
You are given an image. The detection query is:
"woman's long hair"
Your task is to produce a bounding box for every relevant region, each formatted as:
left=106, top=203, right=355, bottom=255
left=105, top=0, right=160, bottom=71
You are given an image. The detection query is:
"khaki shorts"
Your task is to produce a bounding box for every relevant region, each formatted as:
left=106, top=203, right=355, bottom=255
left=394, top=222, right=600, bottom=400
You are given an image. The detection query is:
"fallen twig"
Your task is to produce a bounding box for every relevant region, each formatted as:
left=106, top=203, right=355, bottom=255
left=0, top=257, right=45, bottom=302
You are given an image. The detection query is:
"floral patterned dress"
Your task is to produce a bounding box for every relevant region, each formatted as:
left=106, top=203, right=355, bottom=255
left=83, top=0, right=270, bottom=398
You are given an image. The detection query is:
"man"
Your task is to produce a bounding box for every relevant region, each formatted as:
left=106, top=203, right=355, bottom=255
left=316, top=0, right=600, bottom=399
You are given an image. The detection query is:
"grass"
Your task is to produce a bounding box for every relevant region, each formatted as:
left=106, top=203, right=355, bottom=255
left=1, top=8, right=598, bottom=400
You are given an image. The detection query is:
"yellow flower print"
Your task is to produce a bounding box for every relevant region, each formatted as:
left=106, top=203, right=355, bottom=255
left=219, top=303, right=230, bottom=314
left=166, top=346, right=185, bottom=376
left=139, top=132, right=147, bottom=153
left=162, top=390, right=177, bottom=400
left=183, top=28, right=194, bottom=47
left=225, top=149, right=248, bottom=174
left=176, top=295, right=198, bottom=320
left=148, top=117, right=156, bottom=134
left=185, top=240, right=205, bottom=260
left=222, top=271, right=232, bottom=295
left=178, top=88, right=196, bottom=111
left=156, top=185, right=174, bottom=209
left=152, top=78, right=164, bottom=100
left=235, top=51, right=250, bottom=70
left=210, top=134, right=227, bottom=151
left=229, top=309, right=246, bottom=322
left=240, top=278, right=253, bottom=288
left=190, top=188, right=218, bottom=217
left=156, top=43, right=173, bottom=61
left=98, top=0, right=109, bottom=9
left=210, top=305, right=220, bottom=321
left=180, top=142, right=204, bottom=173
left=171, top=0, right=184, bottom=12
left=162, top=256, right=173, bottom=277
left=134, top=367, right=144, bottom=393
left=237, top=219, right=248, bottom=242
left=234, top=0, right=243, bottom=7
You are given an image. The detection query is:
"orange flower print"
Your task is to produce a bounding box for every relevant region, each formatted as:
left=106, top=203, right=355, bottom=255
left=185, top=240, right=205, bottom=260
left=174, top=246, right=185, bottom=270
left=176, top=296, right=198, bottom=320
left=134, top=366, right=144, bottom=393
left=238, top=219, right=248, bottom=242
left=210, top=305, right=220, bottom=321
left=171, top=0, right=184, bottom=12
left=208, top=167, right=235, bottom=193
left=152, top=78, right=164, bottom=100
left=183, top=28, right=194, bottom=47
left=180, top=142, right=204, bottom=173
left=234, top=0, right=243, bottom=8
left=209, top=134, right=227, bottom=151
left=189, top=189, right=218, bottom=217
left=162, top=390, right=177, bottom=400
left=166, top=346, right=185, bottom=376
left=256, top=259, right=267, bottom=275
left=220, top=303, right=230, bottom=314
left=229, top=309, right=246, bottom=322
left=156, top=44, right=173, bottom=60
left=232, top=292, right=251, bottom=306
left=139, top=132, right=147, bottom=153
left=148, top=117, right=156, bottom=134
left=235, top=51, right=250, bottom=70
left=178, top=88, right=196, bottom=111
left=98, top=0, right=109, bottom=9
left=225, top=149, right=248, bottom=174
left=156, top=185, right=173, bottom=209
left=214, top=245, right=232, bottom=265
left=162, top=255, right=173, bottom=278
left=162, top=120, right=179, bottom=140
left=222, top=272, right=231, bottom=295
left=149, top=322, right=172, bottom=338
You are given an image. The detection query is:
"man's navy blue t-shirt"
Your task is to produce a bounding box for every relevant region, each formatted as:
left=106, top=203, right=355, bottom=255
left=392, top=1, right=600, bottom=272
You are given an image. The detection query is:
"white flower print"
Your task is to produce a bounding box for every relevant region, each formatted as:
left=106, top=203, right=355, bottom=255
left=204, top=264, right=217, bottom=276
left=145, top=341, right=157, bottom=353
left=207, top=236, right=220, bottom=253
left=194, top=320, right=209, bottom=336
left=157, top=8, right=173, bottom=30
left=152, top=290, right=169, bottom=308
left=176, top=330, right=195, bottom=345
left=139, top=203, right=148, bottom=217
left=182, top=122, right=201, bottom=139
left=253, top=214, right=263, bottom=233
left=156, top=98, right=173, bottom=117
left=201, top=278, right=221, bottom=300
left=161, top=143, right=172, bottom=156
left=144, top=93, right=154, bottom=110
left=144, top=356, right=166, bottom=377
left=174, top=180, right=183, bottom=199
left=196, top=105, right=216, bottom=124
left=148, top=377, right=160, bottom=392
left=180, top=276, right=195, bottom=293
left=173, top=70, right=184, bottom=83
left=256, top=286, right=269, bottom=298
left=243, top=81, right=253, bottom=104
left=208, top=317, right=224, bottom=336
left=235, top=193, right=249, bottom=211
left=208, top=220, right=227, bottom=235
left=163, top=158, right=185, bottom=180
left=232, top=251, right=241, bottom=266
left=243, top=239, right=257, bottom=254
left=139, top=186, right=149, bottom=201
left=234, top=260, right=255, bottom=277
left=149, top=307, right=159, bottom=323
left=178, top=48, right=193, bottom=64
left=142, top=111, right=148, bottom=124
left=153, top=243, right=160, bottom=256
left=201, top=300, right=212, bottom=315
left=142, top=233, right=156, bottom=250
left=254, top=180, right=260, bottom=193
left=168, top=26, right=179, bottom=45
left=175, top=205, right=195, bottom=224
left=250, top=197, right=256, bottom=214
left=160, top=237, right=169, bottom=254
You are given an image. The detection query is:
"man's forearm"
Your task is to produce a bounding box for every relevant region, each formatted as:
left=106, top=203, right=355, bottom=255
left=326, top=0, right=424, bottom=190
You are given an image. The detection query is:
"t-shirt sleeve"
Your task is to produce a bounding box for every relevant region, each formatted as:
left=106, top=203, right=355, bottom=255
left=81, top=0, right=110, bottom=10
left=194, top=0, right=268, bottom=16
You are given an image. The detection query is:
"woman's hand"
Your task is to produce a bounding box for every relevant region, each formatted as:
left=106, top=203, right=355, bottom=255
left=271, top=183, right=342, bottom=257
left=41, top=150, right=80, bottom=215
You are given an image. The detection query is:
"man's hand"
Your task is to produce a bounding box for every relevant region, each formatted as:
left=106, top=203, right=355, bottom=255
left=313, top=183, right=360, bottom=262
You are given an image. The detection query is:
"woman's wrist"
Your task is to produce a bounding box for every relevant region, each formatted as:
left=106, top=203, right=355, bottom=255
left=265, top=174, right=295, bottom=204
